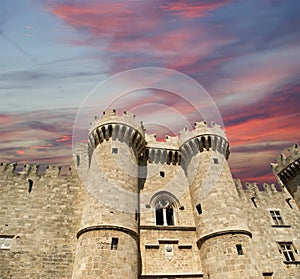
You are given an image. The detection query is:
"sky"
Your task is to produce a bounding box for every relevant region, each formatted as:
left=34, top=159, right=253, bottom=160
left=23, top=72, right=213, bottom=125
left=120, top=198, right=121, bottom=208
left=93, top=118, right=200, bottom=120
left=0, top=0, right=299, bottom=184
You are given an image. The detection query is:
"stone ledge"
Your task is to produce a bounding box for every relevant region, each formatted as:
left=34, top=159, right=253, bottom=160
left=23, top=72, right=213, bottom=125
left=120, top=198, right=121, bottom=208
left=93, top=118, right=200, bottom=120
left=283, top=261, right=300, bottom=265
left=77, top=225, right=139, bottom=241
left=271, top=224, right=291, bottom=228
left=197, top=229, right=252, bottom=247
left=140, top=273, right=204, bottom=278
left=139, top=226, right=196, bottom=231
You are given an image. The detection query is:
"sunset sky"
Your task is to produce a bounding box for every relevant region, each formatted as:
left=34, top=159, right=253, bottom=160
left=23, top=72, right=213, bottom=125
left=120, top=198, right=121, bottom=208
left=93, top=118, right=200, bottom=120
left=1, top=0, right=299, bottom=184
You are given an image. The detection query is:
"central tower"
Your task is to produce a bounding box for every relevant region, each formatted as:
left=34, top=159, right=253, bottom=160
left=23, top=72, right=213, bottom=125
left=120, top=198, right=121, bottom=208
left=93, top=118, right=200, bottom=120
left=72, top=110, right=145, bottom=279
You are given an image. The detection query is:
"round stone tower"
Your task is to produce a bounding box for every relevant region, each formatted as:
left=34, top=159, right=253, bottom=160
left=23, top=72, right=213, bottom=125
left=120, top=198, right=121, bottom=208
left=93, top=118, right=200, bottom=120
left=271, top=143, right=300, bottom=209
left=72, top=110, right=145, bottom=279
left=179, top=122, right=261, bottom=279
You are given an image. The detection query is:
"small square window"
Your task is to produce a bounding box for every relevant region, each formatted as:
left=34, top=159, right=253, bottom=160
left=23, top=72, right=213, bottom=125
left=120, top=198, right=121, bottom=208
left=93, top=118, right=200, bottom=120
left=270, top=210, right=283, bottom=225
left=112, top=148, right=118, bottom=154
left=213, top=158, right=218, bottom=164
left=160, top=171, right=165, bottom=177
left=278, top=242, right=296, bottom=262
left=111, top=237, right=118, bottom=250
left=0, top=236, right=13, bottom=250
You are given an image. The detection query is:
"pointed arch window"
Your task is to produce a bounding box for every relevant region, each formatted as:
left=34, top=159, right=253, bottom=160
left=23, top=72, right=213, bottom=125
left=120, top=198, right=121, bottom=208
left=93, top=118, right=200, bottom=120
left=151, top=191, right=179, bottom=226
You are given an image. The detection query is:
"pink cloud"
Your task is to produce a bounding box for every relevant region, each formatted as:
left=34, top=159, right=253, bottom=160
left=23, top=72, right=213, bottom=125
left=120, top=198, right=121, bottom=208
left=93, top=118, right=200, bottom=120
left=55, top=135, right=71, bottom=143
left=31, top=144, right=53, bottom=150
left=160, top=1, right=231, bottom=18
left=49, top=1, right=160, bottom=38
left=213, top=44, right=300, bottom=108
left=48, top=1, right=231, bottom=73
left=227, top=114, right=300, bottom=147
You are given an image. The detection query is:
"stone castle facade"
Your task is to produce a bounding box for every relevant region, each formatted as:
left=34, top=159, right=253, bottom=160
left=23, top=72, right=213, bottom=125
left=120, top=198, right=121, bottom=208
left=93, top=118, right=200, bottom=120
left=0, top=110, right=299, bottom=279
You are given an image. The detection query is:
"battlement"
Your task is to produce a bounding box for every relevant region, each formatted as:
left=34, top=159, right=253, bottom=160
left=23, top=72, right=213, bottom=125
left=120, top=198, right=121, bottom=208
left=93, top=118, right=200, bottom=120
left=234, top=179, right=282, bottom=193
left=179, top=121, right=227, bottom=145
left=178, top=122, right=229, bottom=164
left=0, top=162, right=75, bottom=177
left=89, top=109, right=145, bottom=135
left=87, top=111, right=230, bottom=167
left=271, top=144, right=300, bottom=173
left=88, top=109, right=147, bottom=161
left=271, top=144, right=300, bottom=185
left=145, top=134, right=179, bottom=149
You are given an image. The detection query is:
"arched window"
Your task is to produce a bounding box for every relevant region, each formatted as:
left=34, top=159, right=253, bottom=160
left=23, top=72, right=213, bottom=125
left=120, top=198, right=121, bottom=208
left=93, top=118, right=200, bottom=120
left=150, top=191, right=179, bottom=226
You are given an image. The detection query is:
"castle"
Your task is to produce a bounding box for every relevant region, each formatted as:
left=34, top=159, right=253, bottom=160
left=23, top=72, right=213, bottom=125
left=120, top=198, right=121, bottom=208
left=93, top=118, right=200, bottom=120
left=0, top=109, right=299, bottom=279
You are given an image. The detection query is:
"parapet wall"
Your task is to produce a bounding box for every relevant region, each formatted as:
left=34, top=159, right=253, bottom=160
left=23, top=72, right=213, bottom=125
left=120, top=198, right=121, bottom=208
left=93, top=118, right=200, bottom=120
left=235, top=179, right=282, bottom=193
left=0, top=162, right=75, bottom=177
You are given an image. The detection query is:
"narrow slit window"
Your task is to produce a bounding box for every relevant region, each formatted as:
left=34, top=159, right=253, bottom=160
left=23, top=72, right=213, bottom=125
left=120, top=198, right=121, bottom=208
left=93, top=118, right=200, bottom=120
left=112, top=148, right=118, bottom=154
left=160, top=171, right=165, bottom=177
left=28, top=179, right=33, bottom=193
left=76, top=154, right=80, bottom=167
left=111, top=238, right=118, bottom=250
left=251, top=197, right=257, bottom=208
left=196, top=203, right=202, bottom=215
left=236, top=244, right=243, bottom=255
left=286, top=198, right=293, bottom=209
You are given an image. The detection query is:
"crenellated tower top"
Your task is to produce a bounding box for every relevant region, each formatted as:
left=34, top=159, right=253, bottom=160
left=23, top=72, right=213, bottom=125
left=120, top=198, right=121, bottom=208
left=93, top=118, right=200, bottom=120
left=87, top=109, right=146, bottom=165
left=179, top=121, right=227, bottom=145
left=271, top=143, right=300, bottom=185
left=89, top=109, right=145, bottom=135
left=179, top=121, right=229, bottom=169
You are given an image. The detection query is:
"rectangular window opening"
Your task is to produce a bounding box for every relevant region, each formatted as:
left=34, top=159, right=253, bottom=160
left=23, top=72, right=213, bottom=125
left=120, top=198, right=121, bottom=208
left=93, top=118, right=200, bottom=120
left=111, top=237, right=118, bottom=250
left=112, top=148, right=118, bottom=154
left=166, top=206, right=174, bottom=226
left=279, top=242, right=296, bottom=262
left=196, top=203, right=202, bottom=215
left=156, top=208, right=164, bottom=225
left=262, top=272, right=273, bottom=277
left=270, top=210, right=284, bottom=225
left=213, top=158, right=218, bottom=164
left=236, top=244, right=243, bottom=255
left=160, top=171, right=165, bottom=177
left=28, top=179, right=33, bottom=193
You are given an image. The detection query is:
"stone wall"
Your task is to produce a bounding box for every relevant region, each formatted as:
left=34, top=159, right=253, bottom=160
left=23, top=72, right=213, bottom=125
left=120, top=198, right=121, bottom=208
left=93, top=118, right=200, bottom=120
left=235, top=180, right=300, bottom=278
left=0, top=163, right=84, bottom=279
